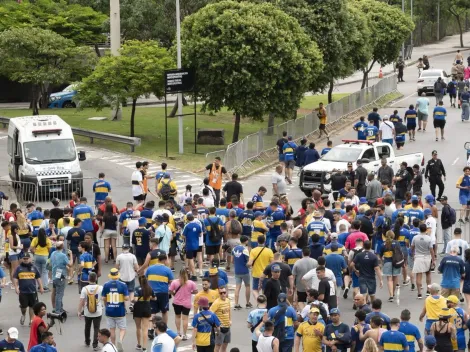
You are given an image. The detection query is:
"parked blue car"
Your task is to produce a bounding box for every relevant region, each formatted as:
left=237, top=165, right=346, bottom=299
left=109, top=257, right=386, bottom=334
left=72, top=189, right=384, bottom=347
left=48, top=84, right=78, bottom=108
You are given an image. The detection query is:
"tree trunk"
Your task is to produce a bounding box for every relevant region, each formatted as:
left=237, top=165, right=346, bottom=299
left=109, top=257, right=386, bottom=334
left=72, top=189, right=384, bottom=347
left=31, top=85, right=39, bottom=115
left=457, top=15, right=464, bottom=48
left=130, top=98, right=137, bottom=137
left=232, top=112, right=240, bottom=143
left=94, top=44, right=102, bottom=57
left=361, top=69, right=368, bottom=89
left=267, top=112, right=275, bottom=136
left=182, top=95, right=188, bottom=106
left=328, top=79, right=334, bottom=104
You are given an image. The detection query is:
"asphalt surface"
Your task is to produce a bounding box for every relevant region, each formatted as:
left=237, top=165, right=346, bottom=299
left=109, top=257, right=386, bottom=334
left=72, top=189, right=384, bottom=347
left=1, top=51, right=470, bottom=352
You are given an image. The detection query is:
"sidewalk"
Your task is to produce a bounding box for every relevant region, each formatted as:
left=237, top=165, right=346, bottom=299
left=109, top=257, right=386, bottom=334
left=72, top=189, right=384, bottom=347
left=337, top=31, right=470, bottom=86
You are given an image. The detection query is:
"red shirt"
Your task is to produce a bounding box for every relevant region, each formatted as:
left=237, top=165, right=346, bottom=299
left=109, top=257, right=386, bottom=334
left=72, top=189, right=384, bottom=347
left=345, top=231, right=368, bottom=250
left=69, top=200, right=78, bottom=209
left=3, top=211, right=16, bottom=222
left=28, top=316, right=46, bottom=351
left=98, top=203, right=118, bottom=214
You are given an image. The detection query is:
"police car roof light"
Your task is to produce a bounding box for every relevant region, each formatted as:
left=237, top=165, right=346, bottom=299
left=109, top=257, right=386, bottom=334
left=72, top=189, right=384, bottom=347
left=341, top=139, right=374, bottom=145
left=32, top=128, right=62, bottom=136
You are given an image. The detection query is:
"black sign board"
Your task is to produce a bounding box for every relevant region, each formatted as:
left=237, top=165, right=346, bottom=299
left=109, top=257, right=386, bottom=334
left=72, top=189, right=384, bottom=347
left=164, top=69, right=195, bottom=93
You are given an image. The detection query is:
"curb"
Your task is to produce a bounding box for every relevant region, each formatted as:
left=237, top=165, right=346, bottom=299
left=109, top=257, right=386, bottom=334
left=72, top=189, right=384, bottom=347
left=336, top=47, right=470, bottom=87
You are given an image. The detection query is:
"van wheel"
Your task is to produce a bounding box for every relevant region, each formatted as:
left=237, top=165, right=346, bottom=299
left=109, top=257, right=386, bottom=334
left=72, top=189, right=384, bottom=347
left=63, top=101, right=76, bottom=108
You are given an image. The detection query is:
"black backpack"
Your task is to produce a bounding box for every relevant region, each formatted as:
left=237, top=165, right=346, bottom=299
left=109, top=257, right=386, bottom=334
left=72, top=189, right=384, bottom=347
left=392, top=242, right=405, bottom=268
left=272, top=306, right=288, bottom=342
left=447, top=205, right=457, bottom=225
left=207, top=217, right=223, bottom=243
left=159, top=181, right=173, bottom=200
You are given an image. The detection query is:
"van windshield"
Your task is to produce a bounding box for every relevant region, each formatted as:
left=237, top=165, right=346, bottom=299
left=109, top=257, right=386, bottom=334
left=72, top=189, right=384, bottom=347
left=24, top=139, right=76, bottom=164
left=321, top=147, right=362, bottom=162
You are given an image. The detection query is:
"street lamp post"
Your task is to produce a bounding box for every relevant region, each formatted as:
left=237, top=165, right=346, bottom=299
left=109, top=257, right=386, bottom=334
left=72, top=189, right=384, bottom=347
left=437, top=0, right=440, bottom=41
left=410, top=0, right=413, bottom=49
left=110, top=0, right=122, bottom=120
left=176, top=0, right=184, bottom=154
left=401, top=0, right=405, bottom=59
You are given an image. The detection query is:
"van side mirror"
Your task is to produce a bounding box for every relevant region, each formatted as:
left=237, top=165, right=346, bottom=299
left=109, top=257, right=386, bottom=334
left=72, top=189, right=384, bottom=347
left=14, top=155, right=22, bottom=166
left=78, top=151, right=86, bottom=161
left=360, top=158, right=370, bottom=164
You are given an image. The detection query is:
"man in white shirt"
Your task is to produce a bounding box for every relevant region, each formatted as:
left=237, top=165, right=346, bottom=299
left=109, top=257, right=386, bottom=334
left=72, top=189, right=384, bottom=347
left=152, top=322, right=175, bottom=352
left=425, top=208, right=437, bottom=253
left=416, top=93, right=430, bottom=131
left=155, top=214, right=173, bottom=254
left=301, top=258, right=336, bottom=290
left=98, top=328, right=117, bottom=352
left=126, top=211, right=140, bottom=246
left=115, top=244, right=139, bottom=308
left=78, top=272, right=103, bottom=351
left=131, top=161, right=145, bottom=202
left=445, top=228, right=469, bottom=260
left=201, top=188, right=215, bottom=208
left=272, top=165, right=286, bottom=196
left=379, top=115, right=395, bottom=146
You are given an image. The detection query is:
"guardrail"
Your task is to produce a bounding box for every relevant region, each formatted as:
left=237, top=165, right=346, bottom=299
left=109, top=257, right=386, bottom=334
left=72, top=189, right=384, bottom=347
left=0, top=117, right=141, bottom=152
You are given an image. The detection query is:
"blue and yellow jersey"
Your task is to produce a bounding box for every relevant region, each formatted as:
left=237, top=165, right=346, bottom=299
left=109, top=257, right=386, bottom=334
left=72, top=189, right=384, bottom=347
left=204, top=216, right=224, bottom=246
left=396, top=228, right=410, bottom=247
left=284, top=248, right=303, bottom=269
left=283, top=142, right=297, bottom=161
left=278, top=245, right=290, bottom=262
left=215, top=207, right=230, bottom=224
left=119, top=210, right=133, bottom=229
left=406, top=208, right=424, bottom=225
left=102, top=280, right=129, bottom=317
left=398, top=321, right=421, bottom=352
left=28, top=210, right=44, bottom=237
left=365, top=312, right=391, bottom=330
left=239, top=210, right=255, bottom=236
left=93, top=179, right=111, bottom=206
left=73, top=204, right=94, bottom=232
left=79, top=252, right=95, bottom=282
left=379, top=330, right=408, bottom=352
left=353, top=121, right=369, bottom=140
left=456, top=175, right=470, bottom=196
left=148, top=249, right=166, bottom=266
left=192, top=311, right=221, bottom=347
left=132, top=227, right=151, bottom=258
left=450, top=307, right=466, bottom=350
left=13, top=264, right=40, bottom=294
left=140, top=208, right=154, bottom=228
left=395, top=129, right=406, bottom=143
left=268, top=210, right=285, bottom=238
left=433, top=106, right=447, bottom=120
left=268, top=305, right=297, bottom=340
left=392, top=209, right=409, bottom=224
left=323, top=243, right=345, bottom=255
left=380, top=241, right=399, bottom=262
left=0, top=338, right=25, bottom=352
left=307, top=221, right=328, bottom=244
left=66, top=227, right=86, bottom=252
left=365, top=125, right=379, bottom=140
left=390, top=114, right=402, bottom=123
left=404, top=109, right=417, bottom=125
left=252, top=194, right=265, bottom=210
left=252, top=219, right=268, bottom=243
left=146, top=263, right=174, bottom=293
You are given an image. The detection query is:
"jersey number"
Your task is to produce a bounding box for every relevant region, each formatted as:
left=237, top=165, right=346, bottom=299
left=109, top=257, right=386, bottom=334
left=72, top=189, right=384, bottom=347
left=109, top=292, right=121, bottom=304
left=136, top=237, right=142, bottom=246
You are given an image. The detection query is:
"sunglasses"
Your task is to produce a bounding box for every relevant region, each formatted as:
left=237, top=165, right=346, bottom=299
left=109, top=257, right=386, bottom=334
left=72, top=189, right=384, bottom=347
left=219, top=292, right=227, bottom=295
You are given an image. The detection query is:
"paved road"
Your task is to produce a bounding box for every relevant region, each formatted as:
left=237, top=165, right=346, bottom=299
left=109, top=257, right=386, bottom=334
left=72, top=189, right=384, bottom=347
left=1, top=51, right=470, bottom=352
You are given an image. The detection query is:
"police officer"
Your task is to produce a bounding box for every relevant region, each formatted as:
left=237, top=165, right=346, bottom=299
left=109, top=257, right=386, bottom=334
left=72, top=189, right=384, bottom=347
left=393, top=162, right=410, bottom=206
left=425, top=150, right=446, bottom=200
left=331, top=170, right=347, bottom=201
left=343, top=162, right=356, bottom=185
left=355, top=159, right=368, bottom=198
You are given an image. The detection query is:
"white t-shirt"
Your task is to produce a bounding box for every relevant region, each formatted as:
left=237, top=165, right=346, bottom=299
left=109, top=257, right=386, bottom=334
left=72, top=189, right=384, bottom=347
left=116, top=252, right=138, bottom=282
left=379, top=121, right=395, bottom=140
left=127, top=219, right=139, bottom=243
left=131, top=170, right=143, bottom=197
left=425, top=216, right=437, bottom=245
left=152, top=208, right=173, bottom=222
left=335, top=219, right=351, bottom=233
left=151, top=333, right=175, bottom=352
left=446, top=239, right=469, bottom=259
left=302, top=267, right=336, bottom=290
left=321, top=218, right=331, bottom=231
left=300, top=300, right=329, bottom=320
left=102, top=342, right=117, bottom=352
left=80, top=284, right=103, bottom=317
left=271, top=173, right=286, bottom=195
left=202, top=196, right=215, bottom=208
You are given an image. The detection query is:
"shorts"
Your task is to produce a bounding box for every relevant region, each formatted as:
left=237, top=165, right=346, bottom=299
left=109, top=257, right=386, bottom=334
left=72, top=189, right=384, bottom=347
left=396, top=142, right=404, bottom=148
left=197, top=346, right=215, bottom=352
left=133, top=301, right=151, bottom=318
left=215, top=328, right=231, bottom=345
left=9, top=254, right=19, bottom=262
left=235, top=273, right=250, bottom=286
left=425, top=319, right=438, bottom=333
left=133, top=194, right=145, bottom=201
left=382, top=261, right=401, bottom=276
left=433, top=119, right=446, bottom=129
left=450, top=93, right=457, bottom=98
left=408, top=255, right=414, bottom=270
left=359, top=277, right=377, bottom=295
left=417, top=111, right=428, bottom=121
left=351, top=272, right=359, bottom=288
left=413, top=255, right=431, bottom=274
left=186, top=249, right=198, bottom=260
left=169, top=241, right=178, bottom=257
left=441, top=288, right=460, bottom=298
left=151, top=292, right=170, bottom=314
left=106, top=316, right=127, bottom=330
left=120, top=279, right=135, bottom=293
left=284, top=160, right=295, bottom=169
left=459, top=194, right=470, bottom=206
left=279, top=154, right=285, bottom=162
left=252, top=277, right=261, bottom=290
left=136, top=257, right=145, bottom=266
left=102, top=229, right=118, bottom=239
left=319, top=124, right=326, bottom=130
left=173, top=303, right=191, bottom=316
left=206, top=245, right=221, bottom=256
left=297, top=291, right=307, bottom=303
left=226, top=239, right=241, bottom=255
left=19, top=292, right=38, bottom=308
left=197, top=246, right=203, bottom=253
left=382, top=139, right=393, bottom=146
left=407, top=124, right=416, bottom=131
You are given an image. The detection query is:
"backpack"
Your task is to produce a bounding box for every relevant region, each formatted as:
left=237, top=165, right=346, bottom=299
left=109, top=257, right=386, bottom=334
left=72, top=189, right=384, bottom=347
left=392, top=242, right=405, bottom=268
left=229, top=219, right=242, bottom=235
left=207, top=217, right=223, bottom=243
left=85, top=286, right=99, bottom=313
left=378, top=216, right=392, bottom=236
left=272, top=306, right=288, bottom=342
left=159, top=180, right=173, bottom=200
left=448, top=205, right=457, bottom=225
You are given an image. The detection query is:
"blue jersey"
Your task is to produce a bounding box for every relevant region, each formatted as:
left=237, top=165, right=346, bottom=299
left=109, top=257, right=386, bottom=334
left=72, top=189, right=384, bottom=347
left=140, top=208, right=154, bottom=228
left=93, top=179, right=111, bottom=206
left=396, top=228, right=410, bottom=247
left=132, top=227, right=151, bottom=258
left=404, top=109, right=417, bottom=126
left=183, top=222, right=202, bottom=251
left=239, top=210, right=255, bottom=237
left=267, top=210, right=285, bottom=239
left=399, top=321, right=421, bottom=352
left=395, top=130, right=406, bottom=143
left=73, top=204, right=94, bottom=232
left=215, top=207, right=230, bottom=224
left=306, top=221, right=328, bottom=244
left=203, top=269, right=229, bottom=287
left=365, top=311, right=391, bottom=330
left=283, top=142, right=297, bottom=161
left=13, top=264, right=40, bottom=294
left=389, top=114, right=402, bottom=123
left=252, top=194, right=265, bottom=209
left=268, top=305, right=297, bottom=340
left=433, top=106, right=447, bottom=120
left=439, top=255, right=465, bottom=289
left=379, top=330, right=408, bottom=352
left=391, top=209, right=409, bottom=224
left=119, top=210, right=133, bottom=231
left=338, top=232, right=349, bottom=246
left=204, top=216, right=224, bottom=246
left=66, top=227, right=86, bottom=252
left=321, top=147, right=331, bottom=156
left=0, top=339, right=25, bottom=352
left=451, top=307, right=466, bottom=350
left=146, top=264, right=174, bottom=293
left=284, top=248, right=303, bottom=269
left=102, top=279, right=129, bottom=317
left=28, top=210, right=44, bottom=237
left=192, top=311, right=221, bottom=347
left=325, top=253, right=347, bottom=287
left=79, top=252, right=95, bottom=282
left=0, top=267, right=4, bottom=296
left=407, top=208, right=424, bottom=224
left=351, top=323, right=370, bottom=352
left=354, top=121, right=369, bottom=140
left=29, top=343, right=56, bottom=352
left=365, top=125, right=379, bottom=140
left=232, top=245, right=249, bottom=275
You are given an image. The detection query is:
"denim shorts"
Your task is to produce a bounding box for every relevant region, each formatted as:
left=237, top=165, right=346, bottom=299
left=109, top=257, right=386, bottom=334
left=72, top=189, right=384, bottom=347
left=235, top=273, right=250, bottom=286
left=460, top=194, right=470, bottom=206
left=252, top=277, right=260, bottom=290
left=120, top=279, right=135, bottom=293
left=383, top=261, right=401, bottom=276
left=382, top=139, right=393, bottom=146
left=351, top=272, right=359, bottom=288
left=359, top=276, right=377, bottom=295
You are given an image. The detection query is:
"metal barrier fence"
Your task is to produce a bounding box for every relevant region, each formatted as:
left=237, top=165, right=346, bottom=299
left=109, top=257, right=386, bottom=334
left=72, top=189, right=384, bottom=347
left=206, top=75, right=398, bottom=172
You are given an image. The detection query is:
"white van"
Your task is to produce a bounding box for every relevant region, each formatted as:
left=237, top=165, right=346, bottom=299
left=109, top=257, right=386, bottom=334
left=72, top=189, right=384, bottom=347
left=7, top=115, right=86, bottom=196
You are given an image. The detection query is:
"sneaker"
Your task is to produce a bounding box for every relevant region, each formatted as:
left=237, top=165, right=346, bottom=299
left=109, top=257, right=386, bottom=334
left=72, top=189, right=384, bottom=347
left=246, top=302, right=253, bottom=309
left=418, top=128, right=422, bottom=131
left=129, top=304, right=134, bottom=313
left=343, top=287, right=349, bottom=299
left=20, top=315, right=25, bottom=326
left=116, top=341, right=123, bottom=352
left=182, top=335, right=188, bottom=341
left=0, top=329, right=3, bottom=335
left=171, top=267, right=175, bottom=272
left=234, top=305, right=242, bottom=310
left=85, top=343, right=90, bottom=348
left=402, top=279, right=410, bottom=286
left=388, top=296, right=394, bottom=302
left=418, top=294, right=422, bottom=299
left=411, top=284, right=416, bottom=291
left=460, top=293, right=465, bottom=303
left=459, top=218, right=465, bottom=224
left=43, top=287, right=50, bottom=292
left=136, top=345, right=142, bottom=350
left=426, top=290, right=430, bottom=297
left=436, top=138, right=438, bottom=141
left=93, top=347, right=100, bottom=351
left=148, top=330, right=155, bottom=340
left=142, top=349, right=147, bottom=352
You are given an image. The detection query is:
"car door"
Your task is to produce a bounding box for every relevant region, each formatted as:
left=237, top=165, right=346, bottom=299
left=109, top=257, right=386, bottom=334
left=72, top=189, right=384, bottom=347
left=376, top=144, right=395, bottom=171
left=361, top=147, right=380, bottom=173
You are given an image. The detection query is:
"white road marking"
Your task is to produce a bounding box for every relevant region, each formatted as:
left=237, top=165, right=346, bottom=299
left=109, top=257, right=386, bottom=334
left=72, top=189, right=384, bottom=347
left=0, top=136, right=7, bottom=140
left=390, top=91, right=417, bottom=106
left=100, top=155, right=123, bottom=160
left=453, top=157, right=460, bottom=165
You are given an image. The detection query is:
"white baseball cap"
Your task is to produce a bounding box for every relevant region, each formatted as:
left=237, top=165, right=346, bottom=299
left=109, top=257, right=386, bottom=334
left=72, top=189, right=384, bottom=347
left=8, top=327, right=18, bottom=339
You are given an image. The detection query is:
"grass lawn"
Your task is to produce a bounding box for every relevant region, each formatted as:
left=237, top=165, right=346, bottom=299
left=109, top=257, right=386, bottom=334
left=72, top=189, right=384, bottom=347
left=0, top=93, right=348, bottom=170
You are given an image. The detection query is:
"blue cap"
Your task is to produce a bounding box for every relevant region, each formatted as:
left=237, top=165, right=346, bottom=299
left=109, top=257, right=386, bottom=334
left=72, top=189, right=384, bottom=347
left=138, top=217, right=147, bottom=226
left=424, top=208, right=432, bottom=216
left=425, top=194, right=435, bottom=203
left=254, top=211, right=263, bottom=218
left=277, top=293, right=287, bottom=304
left=425, top=335, right=436, bottom=347
left=359, top=197, right=367, bottom=204
left=271, top=264, right=281, bottom=272
left=330, top=308, right=341, bottom=315
left=411, top=195, right=419, bottom=201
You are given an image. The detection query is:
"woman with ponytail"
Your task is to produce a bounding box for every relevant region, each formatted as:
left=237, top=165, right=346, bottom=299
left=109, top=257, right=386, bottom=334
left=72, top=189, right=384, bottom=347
left=380, top=230, right=401, bottom=302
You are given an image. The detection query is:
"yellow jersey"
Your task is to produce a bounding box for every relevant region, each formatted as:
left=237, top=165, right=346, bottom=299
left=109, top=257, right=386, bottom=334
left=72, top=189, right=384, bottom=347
left=249, top=246, right=274, bottom=278
left=297, top=321, right=324, bottom=352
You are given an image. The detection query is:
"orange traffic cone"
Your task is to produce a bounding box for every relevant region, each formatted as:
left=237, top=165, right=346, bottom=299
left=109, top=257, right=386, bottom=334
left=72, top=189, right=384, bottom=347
left=378, top=67, right=383, bottom=79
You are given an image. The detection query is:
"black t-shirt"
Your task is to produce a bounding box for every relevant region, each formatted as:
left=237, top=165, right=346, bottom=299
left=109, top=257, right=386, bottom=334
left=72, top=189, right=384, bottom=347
left=355, top=166, right=368, bottom=186
left=331, top=174, right=347, bottom=191
left=103, top=215, right=118, bottom=230
left=276, top=137, right=288, bottom=154
left=50, top=208, right=64, bottom=223
left=353, top=250, right=379, bottom=279
left=324, top=322, right=351, bottom=352
left=358, top=217, right=373, bottom=237
left=323, top=210, right=334, bottom=229
left=297, top=227, right=309, bottom=249
left=90, top=243, right=101, bottom=271
left=205, top=164, right=227, bottom=174
left=343, top=170, right=355, bottom=185
left=223, top=181, right=243, bottom=201
left=318, top=277, right=337, bottom=308
left=368, top=112, right=381, bottom=128
left=263, top=262, right=292, bottom=293
left=264, top=278, right=282, bottom=309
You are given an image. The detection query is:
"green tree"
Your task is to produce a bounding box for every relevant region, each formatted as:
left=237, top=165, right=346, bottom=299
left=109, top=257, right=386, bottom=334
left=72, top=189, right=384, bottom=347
left=0, top=27, right=97, bottom=115
left=77, top=40, right=173, bottom=137
left=446, top=0, right=470, bottom=47
left=181, top=1, right=323, bottom=143
left=353, top=0, right=414, bottom=88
